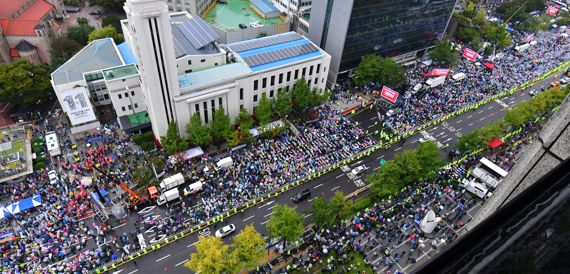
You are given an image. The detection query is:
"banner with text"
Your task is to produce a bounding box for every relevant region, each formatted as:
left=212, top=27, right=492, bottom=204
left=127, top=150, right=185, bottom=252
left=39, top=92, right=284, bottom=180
left=381, top=86, right=399, bottom=103
left=60, top=87, right=97, bottom=126
left=463, top=48, right=478, bottom=61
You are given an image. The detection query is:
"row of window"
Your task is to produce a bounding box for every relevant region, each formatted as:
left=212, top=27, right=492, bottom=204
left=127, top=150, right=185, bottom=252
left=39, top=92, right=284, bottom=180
left=85, top=73, right=104, bottom=82
left=121, top=103, right=139, bottom=112
left=194, top=97, right=223, bottom=124
left=92, top=94, right=110, bottom=103
left=252, top=77, right=319, bottom=102
left=253, top=64, right=322, bottom=91
left=118, top=90, right=136, bottom=99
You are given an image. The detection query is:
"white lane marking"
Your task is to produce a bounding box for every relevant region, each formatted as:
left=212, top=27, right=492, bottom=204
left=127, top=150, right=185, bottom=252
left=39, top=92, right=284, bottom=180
left=175, top=259, right=189, bottom=267
left=468, top=122, right=474, bottom=126
left=261, top=220, right=270, bottom=225
left=436, top=132, right=445, bottom=137
left=376, top=155, right=385, bottom=159
left=441, top=134, right=448, bottom=139
left=304, top=213, right=314, bottom=219
left=443, top=138, right=453, bottom=143
left=488, top=106, right=494, bottom=109
left=267, top=204, right=277, bottom=211
left=411, top=139, right=418, bottom=143
left=112, top=223, right=127, bottom=230
left=394, top=147, right=402, bottom=151
left=335, top=174, right=345, bottom=179
left=187, top=242, right=198, bottom=248
left=479, top=117, right=485, bottom=121
left=331, top=185, right=341, bottom=192
left=494, top=99, right=509, bottom=108
left=467, top=115, right=473, bottom=118
left=374, top=166, right=381, bottom=171
left=128, top=270, right=138, bottom=274
left=243, top=215, right=255, bottom=222
left=113, top=270, right=124, bottom=274
left=313, top=183, right=324, bottom=189
left=369, top=117, right=376, bottom=121
left=156, top=254, right=171, bottom=262
left=367, top=125, right=375, bottom=129
left=456, top=120, right=463, bottom=124
left=257, top=201, right=274, bottom=209
left=429, top=127, right=439, bottom=131
left=264, top=212, right=273, bottom=218
left=478, top=110, right=484, bottom=114
left=308, top=197, right=317, bottom=203
left=351, top=160, right=364, bottom=166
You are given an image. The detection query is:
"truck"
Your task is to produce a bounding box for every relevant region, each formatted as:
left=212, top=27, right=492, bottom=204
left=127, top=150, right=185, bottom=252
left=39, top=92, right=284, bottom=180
left=183, top=181, right=203, bottom=196
left=461, top=178, right=489, bottom=199
left=452, top=73, right=466, bottom=82
left=159, top=173, right=185, bottom=191
left=156, top=188, right=180, bottom=205
left=425, top=76, right=446, bottom=88
left=45, top=131, right=61, bottom=157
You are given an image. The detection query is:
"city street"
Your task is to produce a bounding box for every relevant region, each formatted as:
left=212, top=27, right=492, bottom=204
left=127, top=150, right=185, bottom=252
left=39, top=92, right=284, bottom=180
left=109, top=70, right=564, bottom=274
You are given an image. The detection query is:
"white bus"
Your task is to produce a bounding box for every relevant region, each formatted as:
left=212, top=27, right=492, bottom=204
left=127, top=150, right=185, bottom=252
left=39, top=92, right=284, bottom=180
left=473, top=157, right=508, bottom=188
left=45, top=131, right=61, bottom=157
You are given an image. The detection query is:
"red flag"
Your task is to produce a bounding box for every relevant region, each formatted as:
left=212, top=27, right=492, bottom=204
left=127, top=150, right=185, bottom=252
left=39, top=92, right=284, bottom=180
left=431, top=69, right=450, bottom=77
left=381, top=86, right=399, bottom=103
left=547, top=5, right=560, bottom=16
left=463, top=48, right=478, bottom=61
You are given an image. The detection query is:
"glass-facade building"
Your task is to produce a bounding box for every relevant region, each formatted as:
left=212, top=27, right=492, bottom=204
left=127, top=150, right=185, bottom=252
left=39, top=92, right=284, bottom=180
left=310, top=0, right=456, bottom=86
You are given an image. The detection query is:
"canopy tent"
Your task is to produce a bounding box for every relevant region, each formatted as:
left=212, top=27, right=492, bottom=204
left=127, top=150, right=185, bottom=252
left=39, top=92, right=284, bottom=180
left=483, top=62, right=495, bottom=69
left=180, top=147, right=204, bottom=161
left=488, top=138, right=504, bottom=148
left=420, top=210, right=442, bottom=234
left=0, top=195, right=42, bottom=219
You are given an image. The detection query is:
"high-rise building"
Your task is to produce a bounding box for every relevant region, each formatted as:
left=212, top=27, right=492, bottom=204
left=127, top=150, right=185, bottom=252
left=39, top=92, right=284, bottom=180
left=309, top=0, right=456, bottom=86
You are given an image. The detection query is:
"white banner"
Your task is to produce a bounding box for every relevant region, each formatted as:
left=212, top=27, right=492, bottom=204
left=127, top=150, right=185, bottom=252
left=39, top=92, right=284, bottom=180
left=60, top=87, right=97, bottom=126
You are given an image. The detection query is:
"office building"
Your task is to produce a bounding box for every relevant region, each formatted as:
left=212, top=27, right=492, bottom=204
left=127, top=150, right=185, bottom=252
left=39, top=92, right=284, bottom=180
left=309, top=0, right=456, bottom=86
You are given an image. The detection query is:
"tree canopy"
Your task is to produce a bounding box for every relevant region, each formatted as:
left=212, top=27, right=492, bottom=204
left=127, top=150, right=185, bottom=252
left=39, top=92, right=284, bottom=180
left=67, top=17, right=95, bottom=45
left=160, top=122, right=187, bottom=155
left=274, top=88, right=292, bottom=117
left=88, top=25, right=124, bottom=43
left=454, top=6, right=512, bottom=50
left=291, top=77, right=312, bottom=112
left=210, top=107, right=231, bottom=141
left=186, top=113, right=212, bottom=147
left=231, top=225, right=266, bottom=271
left=354, top=55, right=406, bottom=87
left=101, top=14, right=123, bottom=34
left=255, top=93, right=273, bottom=126
left=266, top=204, right=304, bottom=245
left=186, top=236, right=228, bottom=274
left=235, top=106, right=254, bottom=130
left=311, top=191, right=353, bottom=228
left=429, top=39, right=460, bottom=67
left=0, top=60, right=51, bottom=106
left=50, top=37, right=83, bottom=70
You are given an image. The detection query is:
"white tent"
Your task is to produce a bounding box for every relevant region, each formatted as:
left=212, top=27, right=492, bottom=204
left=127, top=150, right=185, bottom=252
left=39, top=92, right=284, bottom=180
left=420, top=210, right=442, bottom=234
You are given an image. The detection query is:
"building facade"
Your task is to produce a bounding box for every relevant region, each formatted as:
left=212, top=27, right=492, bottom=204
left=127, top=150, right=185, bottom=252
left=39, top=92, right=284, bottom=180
left=308, top=0, right=456, bottom=86
left=0, top=0, right=64, bottom=64
left=161, top=0, right=214, bottom=15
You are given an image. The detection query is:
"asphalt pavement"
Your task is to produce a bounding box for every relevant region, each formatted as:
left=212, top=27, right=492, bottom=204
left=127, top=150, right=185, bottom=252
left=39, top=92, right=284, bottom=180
left=110, top=72, right=563, bottom=274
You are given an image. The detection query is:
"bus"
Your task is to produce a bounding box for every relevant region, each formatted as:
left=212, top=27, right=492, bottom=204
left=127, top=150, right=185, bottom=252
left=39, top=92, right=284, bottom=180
left=473, top=157, right=508, bottom=188
left=45, top=131, right=61, bottom=157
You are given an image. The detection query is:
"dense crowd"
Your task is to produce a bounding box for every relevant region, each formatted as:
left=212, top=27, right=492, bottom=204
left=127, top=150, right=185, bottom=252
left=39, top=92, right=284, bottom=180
left=386, top=30, right=569, bottom=132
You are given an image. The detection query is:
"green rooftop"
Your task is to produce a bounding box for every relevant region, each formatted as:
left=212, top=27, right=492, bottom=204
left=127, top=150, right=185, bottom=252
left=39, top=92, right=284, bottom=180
left=128, top=111, right=151, bottom=127
left=203, top=0, right=285, bottom=32
left=102, top=64, right=138, bottom=81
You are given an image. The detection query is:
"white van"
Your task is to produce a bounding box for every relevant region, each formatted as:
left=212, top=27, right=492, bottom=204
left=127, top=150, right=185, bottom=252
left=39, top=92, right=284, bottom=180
left=216, top=157, right=234, bottom=169
left=157, top=188, right=181, bottom=205
left=452, top=73, right=466, bottom=81
left=159, top=173, right=185, bottom=191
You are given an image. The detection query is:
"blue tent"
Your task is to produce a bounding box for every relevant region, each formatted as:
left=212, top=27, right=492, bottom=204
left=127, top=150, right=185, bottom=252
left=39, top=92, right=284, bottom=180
left=0, top=195, right=42, bottom=219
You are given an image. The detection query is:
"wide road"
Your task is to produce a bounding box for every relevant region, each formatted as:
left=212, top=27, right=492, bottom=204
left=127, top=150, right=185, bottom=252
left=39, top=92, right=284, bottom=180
left=111, top=73, right=563, bottom=274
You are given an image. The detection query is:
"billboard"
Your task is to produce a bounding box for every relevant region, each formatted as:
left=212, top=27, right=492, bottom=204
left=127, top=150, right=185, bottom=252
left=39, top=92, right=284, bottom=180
left=60, top=87, right=97, bottom=126
left=381, top=86, right=399, bottom=103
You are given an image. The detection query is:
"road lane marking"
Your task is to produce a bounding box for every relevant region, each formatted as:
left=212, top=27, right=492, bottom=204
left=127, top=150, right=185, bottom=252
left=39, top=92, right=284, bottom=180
left=467, top=115, right=472, bottom=118
left=175, top=259, right=189, bottom=267
left=267, top=204, right=277, bottom=211
left=156, top=254, right=171, bottom=262
left=351, top=160, right=364, bottom=166
left=112, top=223, right=126, bottom=230
left=113, top=270, right=124, bottom=274
left=264, top=212, right=273, bottom=218
left=479, top=117, right=485, bottom=121
left=128, top=270, right=138, bottom=274
left=257, top=201, right=274, bottom=209
left=429, top=127, right=438, bottom=131
left=367, top=125, right=375, bottom=129
left=187, top=242, right=198, bottom=248
left=394, top=147, right=401, bottom=151
left=308, top=197, right=317, bottom=203
left=456, top=120, right=463, bottom=124
left=261, top=220, right=270, bottom=225
left=488, top=106, right=494, bottom=109
left=376, top=155, right=385, bottom=159
left=331, top=185, right=341, bottom=192
left=468, top=122, right=474, bottom=126
left=478, top=110, right=484, bottom=114
left=243, top=215, right=255, bottom=222
left=335, top=174, right=344, bottom=179
left=411, top=139, right=418, bottom=143
left=443, top=138, right=452, bottom=143
left=436, top=132, right=445, bottom=136
left=441, top=134, right=448, bottom=139
left=313, top=183, right=324, bottom=189
left=304, top=213, right=313, bottom=219
left=369, top=117, right=376, bottom=121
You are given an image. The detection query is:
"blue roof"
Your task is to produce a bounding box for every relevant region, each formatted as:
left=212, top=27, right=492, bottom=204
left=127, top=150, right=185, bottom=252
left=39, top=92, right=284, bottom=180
left=238, top=39, right=310, bottom=58
left=252, top=0, right=280, bottom=14
left=249, top=51, right=322, bottom=72
left=117, top=42, right=137, bottom=65
left=179, top=63, right=251, bottom=89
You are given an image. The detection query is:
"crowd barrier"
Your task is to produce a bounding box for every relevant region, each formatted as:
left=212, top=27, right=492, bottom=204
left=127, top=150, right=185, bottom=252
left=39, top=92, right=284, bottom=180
left=94, top=60, right=570, bottom=273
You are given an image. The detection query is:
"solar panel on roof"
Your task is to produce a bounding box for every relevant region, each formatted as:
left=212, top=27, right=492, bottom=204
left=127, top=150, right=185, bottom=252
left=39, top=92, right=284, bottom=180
left=242, top=42, right=319, bottom=68
left=229, top=33, right=302, bottom=52
left=177, top=16, right=219, bottom=49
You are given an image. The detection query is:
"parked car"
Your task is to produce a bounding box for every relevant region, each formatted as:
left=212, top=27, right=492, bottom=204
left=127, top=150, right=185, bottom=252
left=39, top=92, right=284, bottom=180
left=560, top=76, right=569, bottom=86
left=239, top=23, right=247, bottom=29
left=550, top=81, right=560, bottom=87
left=291, top=189, right=311, bottom=203
left=89, top=10, right=102, bottom=15
left=529, top=90, right=538, bottom=97
left=48, top=170, right=59, bottom=185
left=215, top=224, right=236, bottom=238
left=350, top=165, right=368, bottom=177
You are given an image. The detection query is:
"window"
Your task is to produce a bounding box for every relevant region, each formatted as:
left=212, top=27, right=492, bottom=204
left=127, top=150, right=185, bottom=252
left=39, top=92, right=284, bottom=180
left=253, top=94, right=258, bottom=102
left=185, top=69, right=192, bottom=73
left=121, top=106, right=126, bottom=111
left=254, top=80, right=259, bottom=90
left=125, top=92, right=129, bottom=98
left=324, top=67, right=327, bottom=72
left=287, top=71, right=291, bottom=81
left=211, top=99, right=215, bottom=111
left=279, top=73, right=283, bottom=84
left=219, top=98, right=222, bottom=106
left=134, top=103, right=139, bottom=108
left=309, top=65, right=314, bottom=76
left=316, top=64, right=321, bottom=74
left=131, top=91, right=135, bottom=96
left=271, top=75, right=275, bottom=86
left=118, top=94, right=122, bottom=99
left=128, top=105, right=132, bottom=110
left=201, top=59, right=205, bottom=63
left=215, top=63, right=218, bottom=66
left=240, top=88, right=244, bottom=100
left=104, top=94, right=109, bottom=100
left=314, top=78, right=318, bottom=85
left=307, top=79, right=310, bottom=86
left=188, top=60, right=192, bottom=65
left=262, top=78, right=267, bottom=88
left=203, top=102, right=208, bottom=123
left=294, top=69, right=299, bottom=80
left=270, top=90, right=274, bottom=98
left=195, top=103, right=200, bottom=112
left=302, top=67, right=306, bottom=77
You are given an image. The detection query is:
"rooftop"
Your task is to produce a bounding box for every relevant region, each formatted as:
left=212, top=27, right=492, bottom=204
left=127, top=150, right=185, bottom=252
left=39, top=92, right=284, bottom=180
left=203, top=0, right=284, bottom=32
left=0, top=0, right=54, bottom=36
left=102, top=64, right=139, bottom=81
left=117, top=42, right=137, bottom=65
left=251, top=0, right=280, bottom=16
left=178, top=62, right=251, bottom=89
left=227, top=32, right=322, bottom=72
left=51, top=38, right=124, bottom=86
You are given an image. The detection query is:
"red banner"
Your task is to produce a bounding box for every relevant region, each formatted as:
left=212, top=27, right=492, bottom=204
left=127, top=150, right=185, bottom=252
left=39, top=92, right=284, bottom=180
left=547, top=6, right=560, bottom=16
left=431, top=68, right=450, bottom=77
left=381, top=86, right=399, bottom=103
left=463, top=48, right=478, bottom=61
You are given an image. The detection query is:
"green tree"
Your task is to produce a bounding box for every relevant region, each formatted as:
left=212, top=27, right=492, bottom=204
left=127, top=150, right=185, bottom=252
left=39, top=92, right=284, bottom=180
left=255, top=93, right=273, bottom=126
left=186, top=236, right=228, bottom=274
left=132, top=165, right=154, bottom=185
left=230, top=225, right=266, bottom=272
left=91, top=0, right=125, bottom=8
left=101, top=14, right=123, bottom=34
left=88, top=25, right=124, bottom=43
left=311, top=197, right=334, bottom=228
left=67, top=18, right=94, bottom=45
left=235, top=107, right=254, bottom=130
left=226, top=129, right=241, bottom=147
left=186, top=113, right=212, bottom=147
left=369, top=161, right=402, bottom=199
left=0, top=60, right=51, bottom=106
left=354, top=55, right=405, bottom=87
left=415, top=141, right=442, bottom=176
left=291, top=77, right=312, bottom=112
left=473, top=10, right=487, bottom=27
left=429, top=39, right=460, bottom=66
left=274, top=89, right=292, bottom=117
left=329, top=191, right=352, bottom=223
left=266, top=204, right=304, bottom=245
left=50, top=36, right=83, bottom=70
left=210, top=107, right=231, bottom=141
left=160, top=122, right=187, bottom=155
